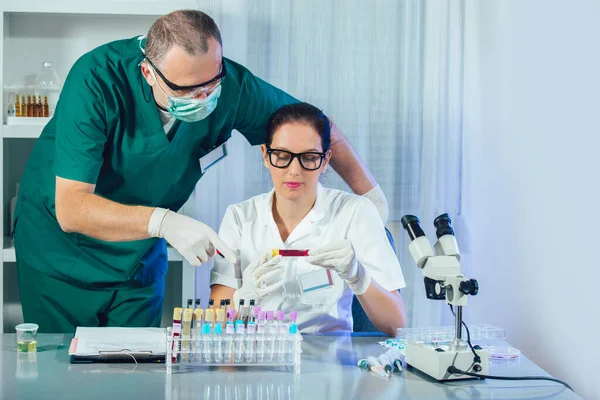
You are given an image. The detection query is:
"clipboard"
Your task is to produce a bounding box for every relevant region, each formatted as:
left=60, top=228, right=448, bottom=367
left=69, top=327, right=167, bottom=364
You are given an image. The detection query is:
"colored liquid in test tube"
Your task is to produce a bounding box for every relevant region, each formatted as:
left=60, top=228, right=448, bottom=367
left=271, top=249, right=309, bottom=257
left=171, top=308, right=182, bottom=363
left=192, top=307, right=203, bottom=362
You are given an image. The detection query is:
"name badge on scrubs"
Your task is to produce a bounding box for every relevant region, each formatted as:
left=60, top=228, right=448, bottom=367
left=199, top=143, right=228, bottom=173
left=297, top=269, right=334, bottom=293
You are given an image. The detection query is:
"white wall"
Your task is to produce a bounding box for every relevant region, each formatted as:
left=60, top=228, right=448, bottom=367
left=462, top=1, right=600, bottom=399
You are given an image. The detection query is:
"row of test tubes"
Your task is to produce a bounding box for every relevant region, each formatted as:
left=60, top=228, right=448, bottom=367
left=168, top=298, right=300, bottom=366
left=396, top=324, right=506, bottom=345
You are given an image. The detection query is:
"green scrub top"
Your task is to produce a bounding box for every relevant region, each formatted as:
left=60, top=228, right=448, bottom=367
left=14, top=36, right=298, bottom=288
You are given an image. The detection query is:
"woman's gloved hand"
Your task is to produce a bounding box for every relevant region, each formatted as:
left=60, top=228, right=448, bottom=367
left=307, top=240, right=371, bottom=295
left=233, top=251, right=284, bottom=308
left=148, top=208, right=236, bottom=267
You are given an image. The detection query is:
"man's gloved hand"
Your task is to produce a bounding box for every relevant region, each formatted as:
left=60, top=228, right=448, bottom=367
left=233, top=251, right=284, bottom=308
left=148, top=208, right=236, bottom=267
left=362, top=184, right=389, bottom=224
left=307, top=239, right=371, bottom=295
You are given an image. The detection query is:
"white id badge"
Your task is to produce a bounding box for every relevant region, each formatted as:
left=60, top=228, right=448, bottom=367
left=199, top=143, right=228, bottom=173
left=297, top=269, right=334, bottom=293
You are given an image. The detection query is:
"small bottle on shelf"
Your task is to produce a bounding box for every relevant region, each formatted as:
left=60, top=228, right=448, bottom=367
left=37, top=96, right=42, bottom=117
left=6, top=93, right=14, bottom=117
left=43, top=96, right=49, bottom=117
left=27, top=95, right=32, bottom=117
left=15, top=95, right=21, bottom=117
left=31, top=96, right=37, bottom=117
left=21, top=96, right=27, bottom=117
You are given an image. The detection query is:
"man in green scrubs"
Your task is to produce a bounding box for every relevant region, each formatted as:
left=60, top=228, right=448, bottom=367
left=13, top=10, right=389, bottom=333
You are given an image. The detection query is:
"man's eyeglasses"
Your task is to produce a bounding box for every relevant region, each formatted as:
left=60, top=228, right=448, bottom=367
left=144, top=57, right=226, bottom=96
left=266, top=147, right=327, bottom=171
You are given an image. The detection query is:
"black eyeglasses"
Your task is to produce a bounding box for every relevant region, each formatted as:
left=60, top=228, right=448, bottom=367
left=266, top=147, right=327, bottom=171
left=144, top=57, right=227, bottom=94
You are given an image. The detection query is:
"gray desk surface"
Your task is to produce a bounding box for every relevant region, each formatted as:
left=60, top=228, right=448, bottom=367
left=0, top=333, right=580, bottom=400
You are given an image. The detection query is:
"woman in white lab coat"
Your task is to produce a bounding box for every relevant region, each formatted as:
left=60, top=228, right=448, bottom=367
left=210, top=103, right=406, bottom=335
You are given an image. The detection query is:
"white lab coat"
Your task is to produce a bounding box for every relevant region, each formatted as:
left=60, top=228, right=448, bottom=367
left=210, top=184, right=406, bottom=333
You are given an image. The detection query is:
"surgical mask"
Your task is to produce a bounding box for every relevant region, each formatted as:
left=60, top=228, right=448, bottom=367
left=149, top=63, right=222, bottom=123
left=164, top=85, right=221, bottom=123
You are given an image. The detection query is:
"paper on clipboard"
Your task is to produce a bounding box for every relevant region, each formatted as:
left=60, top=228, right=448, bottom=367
left=70, top=327, right=166, bottom=356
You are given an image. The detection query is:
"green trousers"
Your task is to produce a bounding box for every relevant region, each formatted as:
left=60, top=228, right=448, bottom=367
left=15, top=228, right=166, bottom=334
left=16, top=257, right=165, bottom=333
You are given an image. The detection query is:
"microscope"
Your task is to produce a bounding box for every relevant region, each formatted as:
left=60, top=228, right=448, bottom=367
left=400, top=213, right=488, bottom=381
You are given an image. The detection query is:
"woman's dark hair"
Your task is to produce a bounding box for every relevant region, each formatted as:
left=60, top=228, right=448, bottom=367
left=266, top=102, right=331, bottom=152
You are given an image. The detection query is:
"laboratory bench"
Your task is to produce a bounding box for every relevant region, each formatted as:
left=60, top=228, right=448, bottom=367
left=0, top=333, right=581, bottom=400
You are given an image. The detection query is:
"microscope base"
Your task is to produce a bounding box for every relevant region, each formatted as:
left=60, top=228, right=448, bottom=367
left=405, top=343, right=489, bottom=381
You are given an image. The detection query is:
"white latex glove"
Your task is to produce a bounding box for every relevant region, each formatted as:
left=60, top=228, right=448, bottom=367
left=233, top=251, right=285, bottom=308
left=148, top=208, right=236, bottom=267
left=362, top=184, right=389, bottom=224
left=307, top=239, right=371, bottom=295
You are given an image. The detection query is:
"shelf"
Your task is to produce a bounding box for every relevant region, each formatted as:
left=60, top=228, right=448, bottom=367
left=2, top=124, right=44, bottom=138
left=2, top=238, right=183, bottom=263
left=1, top=0, right=199, bottom=16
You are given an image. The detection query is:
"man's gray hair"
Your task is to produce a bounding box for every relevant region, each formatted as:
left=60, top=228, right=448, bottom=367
left=146, top=10, right=222, bottom=65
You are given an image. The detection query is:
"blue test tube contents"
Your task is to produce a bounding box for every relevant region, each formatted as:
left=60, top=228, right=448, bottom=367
left=266, top=311, right=277, bottom=362
left=234, top=320, right=245, bottom=363
left=202, top=323, right=212, bottom=363
left=213, top=324, right=223, bottom=363
left=288, top=323, right=298, bottom=363
left=256, top=311, right=267, bottom=363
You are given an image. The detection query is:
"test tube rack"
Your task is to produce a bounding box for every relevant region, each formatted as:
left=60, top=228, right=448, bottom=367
left=165, top=326, right=303, bottom=374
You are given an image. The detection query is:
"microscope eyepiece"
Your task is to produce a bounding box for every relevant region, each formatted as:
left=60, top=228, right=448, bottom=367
left=434, top=213, right=454, bottom=239
left=401, top=215, right=426, bottom=241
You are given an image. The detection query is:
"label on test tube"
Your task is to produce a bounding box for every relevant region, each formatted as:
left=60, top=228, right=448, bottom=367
left=172, top=322, right=182, bottom=334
